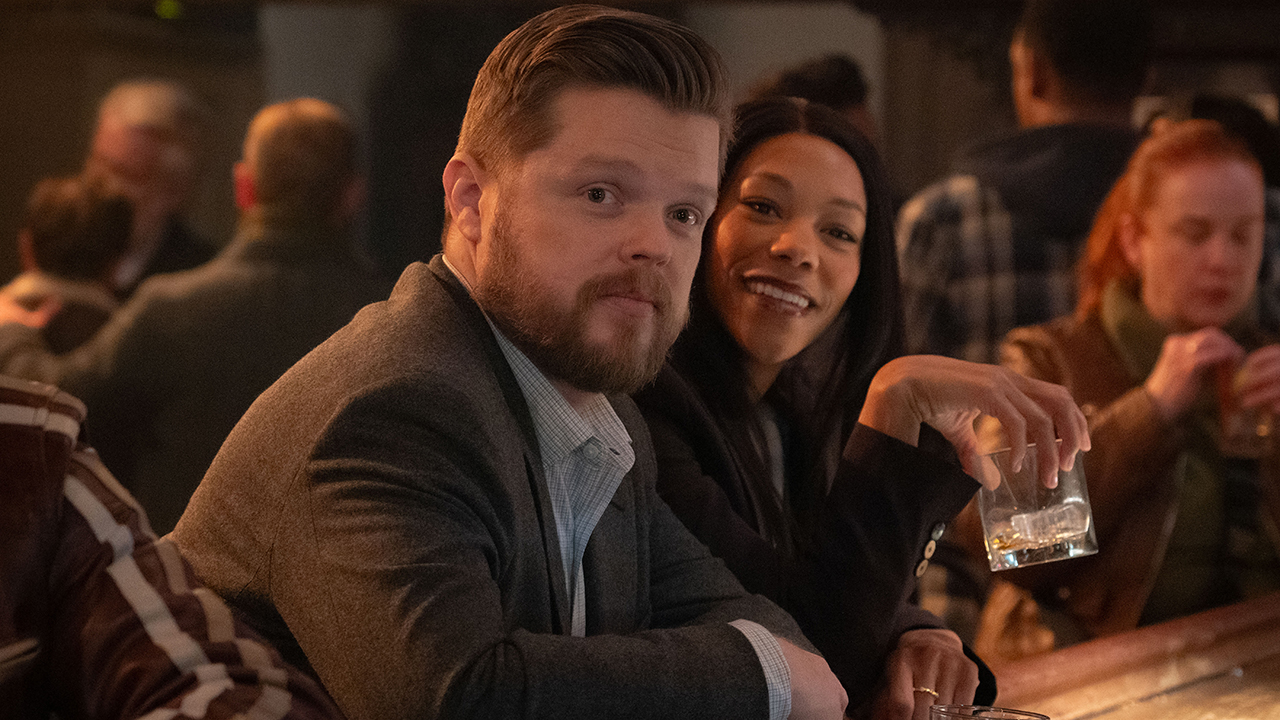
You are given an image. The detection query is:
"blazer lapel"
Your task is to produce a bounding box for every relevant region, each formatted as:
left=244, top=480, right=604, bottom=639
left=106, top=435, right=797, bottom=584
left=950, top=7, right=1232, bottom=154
left=427, top=257, right=573, bottom=634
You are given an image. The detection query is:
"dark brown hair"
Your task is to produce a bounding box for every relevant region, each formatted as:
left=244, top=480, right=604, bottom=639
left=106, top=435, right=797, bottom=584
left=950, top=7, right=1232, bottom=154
left=1016, top=0, right=1152, bottom=106
left=23, top=175, right=132, bottom=282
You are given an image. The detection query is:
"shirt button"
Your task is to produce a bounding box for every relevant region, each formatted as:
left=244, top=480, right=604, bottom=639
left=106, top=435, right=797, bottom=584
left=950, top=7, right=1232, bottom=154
left=931, top=523, right=946, bottom=541
left=923, top=540, right=937, bottom=560
left=915, top=559, right=929, bottom=577
left=584, top=443, right=601, bottom=460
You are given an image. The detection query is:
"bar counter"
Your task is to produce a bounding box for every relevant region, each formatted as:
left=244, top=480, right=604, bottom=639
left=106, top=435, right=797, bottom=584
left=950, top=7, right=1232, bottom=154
left=991, top=591, right=1280, bottom=719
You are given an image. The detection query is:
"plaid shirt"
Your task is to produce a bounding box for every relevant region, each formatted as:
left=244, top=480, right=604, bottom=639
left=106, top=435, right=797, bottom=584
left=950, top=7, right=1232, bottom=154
left=896, top=174, right=1078, bottom=364
left=491, top=327, right=790, bottom=720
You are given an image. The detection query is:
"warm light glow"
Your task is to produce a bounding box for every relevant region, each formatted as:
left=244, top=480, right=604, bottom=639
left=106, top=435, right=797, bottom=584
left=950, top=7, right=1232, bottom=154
left=154, top=0, right=183, bottom=21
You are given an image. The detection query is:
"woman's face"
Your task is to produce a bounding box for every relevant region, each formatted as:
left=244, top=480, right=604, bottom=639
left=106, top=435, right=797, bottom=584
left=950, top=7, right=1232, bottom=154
left=705, top=132, right=867, bottom=396
left=1124, top=157, right=1265, bottom=331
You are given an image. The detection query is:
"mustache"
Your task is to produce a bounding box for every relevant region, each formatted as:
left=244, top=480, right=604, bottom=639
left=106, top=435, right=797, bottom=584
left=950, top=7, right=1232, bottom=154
left=582, top=268, right=676, bottom=313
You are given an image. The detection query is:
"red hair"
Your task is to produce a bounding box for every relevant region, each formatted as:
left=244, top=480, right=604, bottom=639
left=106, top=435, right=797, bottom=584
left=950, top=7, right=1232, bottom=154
left=1076, top=119, right=1263, bottom=318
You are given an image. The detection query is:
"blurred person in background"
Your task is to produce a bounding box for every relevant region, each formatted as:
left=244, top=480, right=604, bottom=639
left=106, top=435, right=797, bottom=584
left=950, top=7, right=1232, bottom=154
left=0, top=98, right=387, bottom=534
left=1181, top=94, right=1280, bottom=335
left=749, top=53, right=880, bottom=148
left=84, top=79, right=218, bottom=297
left=897, top=0, right=1152, bottom=364
left=0, top=175, right=131, bottom=353
left=940, top=120, right=1280, bottom=662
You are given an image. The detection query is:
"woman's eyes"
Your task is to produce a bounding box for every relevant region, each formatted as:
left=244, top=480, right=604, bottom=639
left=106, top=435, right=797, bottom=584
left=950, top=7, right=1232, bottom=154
left=824, top=227, right=860, bottom=244
left=1172, top=220, right=1211, bottom=244
left=743, top=199, right=779, bottom=217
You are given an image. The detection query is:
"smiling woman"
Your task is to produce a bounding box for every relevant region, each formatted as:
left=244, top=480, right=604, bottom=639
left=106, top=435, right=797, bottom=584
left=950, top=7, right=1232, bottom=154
left=633, top=96, right=999, bottom=716
left=705, top=131, right=867, bottom=397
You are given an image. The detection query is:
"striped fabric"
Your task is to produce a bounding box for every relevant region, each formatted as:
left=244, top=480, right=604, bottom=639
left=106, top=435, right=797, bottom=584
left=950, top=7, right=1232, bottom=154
left=0, top=376, right=341, bottom=719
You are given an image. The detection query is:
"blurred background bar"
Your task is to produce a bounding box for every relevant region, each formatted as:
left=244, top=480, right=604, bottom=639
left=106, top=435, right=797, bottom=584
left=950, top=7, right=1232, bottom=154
left=1, top=1, right=1277, bottom=281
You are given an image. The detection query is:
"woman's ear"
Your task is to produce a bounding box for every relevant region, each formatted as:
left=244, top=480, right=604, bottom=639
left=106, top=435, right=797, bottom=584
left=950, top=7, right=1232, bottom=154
left=442, top=154, right=487, bottom=247
left=1118, top=212, right=1143, bottom=270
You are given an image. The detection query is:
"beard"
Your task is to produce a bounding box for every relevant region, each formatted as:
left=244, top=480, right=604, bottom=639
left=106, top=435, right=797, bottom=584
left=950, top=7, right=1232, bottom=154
left=473, top=207, right=687, bottom=395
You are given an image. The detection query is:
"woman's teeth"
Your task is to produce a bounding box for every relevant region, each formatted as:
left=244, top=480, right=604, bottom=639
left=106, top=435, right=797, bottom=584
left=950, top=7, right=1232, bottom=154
left=747, top=282, right=810, bottom=310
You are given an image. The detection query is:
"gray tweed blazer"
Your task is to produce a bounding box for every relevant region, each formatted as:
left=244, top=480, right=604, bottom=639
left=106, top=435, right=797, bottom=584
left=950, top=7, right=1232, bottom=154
left=173, top=256, right=811, bottom=720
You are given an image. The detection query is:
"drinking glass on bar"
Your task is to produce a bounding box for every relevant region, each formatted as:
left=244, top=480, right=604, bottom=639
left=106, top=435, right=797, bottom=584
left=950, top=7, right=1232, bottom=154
left=1216, top=360, right=1272, bottom=459
left=930, top=705, right=1049, bottom=719
left=976, top=439, right=1097, bottom=572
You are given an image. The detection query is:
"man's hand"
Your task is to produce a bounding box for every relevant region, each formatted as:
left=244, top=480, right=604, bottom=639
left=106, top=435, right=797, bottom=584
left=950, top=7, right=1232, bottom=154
left=777, top=637, right=847, bottom=720
left=872, top=629, right=978, bottom=720
left=858, top=355, right=1090, bottom=489
left=0, top=293, right=59, bottom=329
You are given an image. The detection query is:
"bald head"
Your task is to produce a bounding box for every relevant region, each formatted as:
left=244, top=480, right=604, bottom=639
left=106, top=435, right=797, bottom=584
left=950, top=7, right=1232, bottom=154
left=239, top=98, right=360, bottom=219
left=88, top=80, right=208, bottom=204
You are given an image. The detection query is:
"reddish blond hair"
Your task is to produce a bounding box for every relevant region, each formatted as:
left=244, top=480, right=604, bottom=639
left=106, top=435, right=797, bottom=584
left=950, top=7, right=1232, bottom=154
left=1076, top=119, right=1262, bottom=318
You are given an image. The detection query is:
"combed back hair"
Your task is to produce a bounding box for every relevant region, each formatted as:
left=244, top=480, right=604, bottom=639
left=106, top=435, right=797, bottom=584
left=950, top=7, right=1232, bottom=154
left=244, top=98, right=358, bottom=216
left=1077, top=119, right=1263, bottom=317
left=670, top=96, right=903, bottom=555
left=455, top=4, right=731, bottom=177
left=24, top=175, right=133, bottom=281
left=748, top=54, right=869, bottom=111
left=1016, top=0, right=1152, bottom=106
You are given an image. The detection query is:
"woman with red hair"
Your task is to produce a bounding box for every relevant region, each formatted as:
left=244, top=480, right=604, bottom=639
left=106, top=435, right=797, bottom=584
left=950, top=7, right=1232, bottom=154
left=957, top=119, right=1280, bottom=650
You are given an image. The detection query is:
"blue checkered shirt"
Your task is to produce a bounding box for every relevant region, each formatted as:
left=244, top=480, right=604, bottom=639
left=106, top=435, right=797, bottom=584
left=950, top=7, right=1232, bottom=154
left=490, top=325, right=790, bottom=719
left=896, top=175, right=1078, bottom=364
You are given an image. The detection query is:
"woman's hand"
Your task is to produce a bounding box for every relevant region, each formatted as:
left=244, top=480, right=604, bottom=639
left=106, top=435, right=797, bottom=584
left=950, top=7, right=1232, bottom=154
left=872, top=628, right=978, bottom=720
left=1237, top=344, right=1280, bottom=414
left=1144, top=327, right=1244, bottom=422
left=858, top=355, right=1089, bottom=489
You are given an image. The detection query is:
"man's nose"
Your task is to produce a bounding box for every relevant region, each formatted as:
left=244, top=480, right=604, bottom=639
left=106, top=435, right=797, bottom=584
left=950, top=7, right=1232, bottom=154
left=623, top=212, right=674, bottom=266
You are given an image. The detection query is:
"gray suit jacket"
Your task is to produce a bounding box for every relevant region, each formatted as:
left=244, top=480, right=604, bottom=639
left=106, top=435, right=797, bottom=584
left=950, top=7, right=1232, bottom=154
left=173, top=256, right=810, bottom=720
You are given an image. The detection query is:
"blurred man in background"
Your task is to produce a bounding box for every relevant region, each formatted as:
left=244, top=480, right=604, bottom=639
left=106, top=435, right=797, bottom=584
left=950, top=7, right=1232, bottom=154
left=0, top=98, right=387, bottom=533
left=85, top=79, right=218, bottom=296
left=896, top=0, right=1153, bottom=364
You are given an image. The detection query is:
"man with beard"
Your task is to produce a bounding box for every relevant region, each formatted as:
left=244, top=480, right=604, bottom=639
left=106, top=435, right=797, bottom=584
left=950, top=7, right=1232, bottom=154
left=172, top=7, right=847, bottom=720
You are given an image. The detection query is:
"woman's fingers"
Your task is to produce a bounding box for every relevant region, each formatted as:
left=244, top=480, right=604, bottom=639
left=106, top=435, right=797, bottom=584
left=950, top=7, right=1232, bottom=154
left=861, top=356, right=1090, bottom=488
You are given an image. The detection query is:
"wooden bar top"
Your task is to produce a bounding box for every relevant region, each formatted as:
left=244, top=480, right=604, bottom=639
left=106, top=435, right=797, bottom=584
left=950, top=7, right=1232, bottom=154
left=991, top=591, right=1280, bottom=719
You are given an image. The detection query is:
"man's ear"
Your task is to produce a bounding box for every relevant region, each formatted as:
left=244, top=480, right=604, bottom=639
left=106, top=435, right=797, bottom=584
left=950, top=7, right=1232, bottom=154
left=443, top=154, right=487, bottom=247
left=1010, top=35, right=1054, bottom=107
left=337, top=175, right=367, bottom=222
left=233, top=161, right=256, bottom=211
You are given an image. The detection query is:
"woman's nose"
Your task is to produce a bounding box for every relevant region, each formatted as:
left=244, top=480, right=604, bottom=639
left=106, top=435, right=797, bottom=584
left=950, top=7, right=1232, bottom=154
left=770, top=222, right=819, bottom=268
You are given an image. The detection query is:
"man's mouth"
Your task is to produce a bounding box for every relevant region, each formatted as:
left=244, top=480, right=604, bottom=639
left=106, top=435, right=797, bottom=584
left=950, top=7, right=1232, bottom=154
left=591, top=270, right=672, bottom=317
left=746, top=280, right=811, bottom=311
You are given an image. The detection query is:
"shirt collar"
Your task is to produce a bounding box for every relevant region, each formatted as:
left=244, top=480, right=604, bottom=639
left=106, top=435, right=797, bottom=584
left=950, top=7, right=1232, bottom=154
left=441, top=254, right=633, bottom=467
left=490, top=326, right=633, bottom=468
